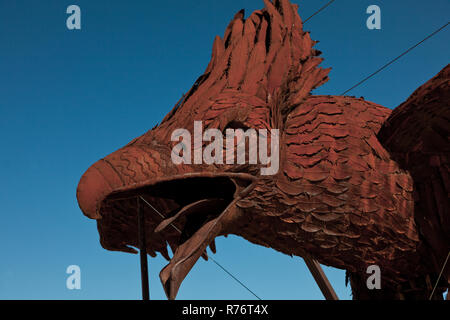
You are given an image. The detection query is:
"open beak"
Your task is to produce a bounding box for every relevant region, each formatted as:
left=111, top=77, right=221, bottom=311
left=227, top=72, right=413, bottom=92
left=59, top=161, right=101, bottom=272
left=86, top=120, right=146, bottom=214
left=76, top=145, right=256, bottom=299
left=159, top=197, right=234, bottom=299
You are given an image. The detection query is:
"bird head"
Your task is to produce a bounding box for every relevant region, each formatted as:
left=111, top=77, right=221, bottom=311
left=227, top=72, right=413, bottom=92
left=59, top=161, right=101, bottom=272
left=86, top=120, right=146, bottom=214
left=77, top=0, right=333, bottom=299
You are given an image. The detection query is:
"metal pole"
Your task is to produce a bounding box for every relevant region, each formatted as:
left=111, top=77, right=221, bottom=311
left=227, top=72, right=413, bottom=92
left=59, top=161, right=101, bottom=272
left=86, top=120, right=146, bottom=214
left=304, top=257, right=339, bottom=300
left=137, top=197, right=150, bottom=300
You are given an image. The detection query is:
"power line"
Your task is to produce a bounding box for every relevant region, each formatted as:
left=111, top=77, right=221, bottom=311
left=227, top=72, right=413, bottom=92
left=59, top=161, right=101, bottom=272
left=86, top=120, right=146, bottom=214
left=429, top=250, right=450, bottom=300
left=210, top=256, right=262, bottom=300
left=303, top=0, right=336, bottom=24
left=342, top=21, right=450, bottom=96
left=139, top=196, right=262, bottom=300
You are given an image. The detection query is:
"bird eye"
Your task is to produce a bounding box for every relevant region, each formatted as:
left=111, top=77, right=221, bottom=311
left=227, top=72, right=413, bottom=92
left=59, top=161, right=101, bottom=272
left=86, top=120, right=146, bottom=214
left=223, top=121, right=249, bottom=132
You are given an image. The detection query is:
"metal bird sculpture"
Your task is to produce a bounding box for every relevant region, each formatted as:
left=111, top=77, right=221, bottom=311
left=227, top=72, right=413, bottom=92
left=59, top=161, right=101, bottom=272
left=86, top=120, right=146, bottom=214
left=76, top=0, right=449, bottom=300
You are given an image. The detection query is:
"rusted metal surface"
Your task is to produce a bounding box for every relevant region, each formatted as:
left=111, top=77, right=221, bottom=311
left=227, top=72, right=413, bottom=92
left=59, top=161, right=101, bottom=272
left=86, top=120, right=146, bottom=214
left=303, top=257, right=338, bottom=300
left=76, top=0, right=449, bottom=299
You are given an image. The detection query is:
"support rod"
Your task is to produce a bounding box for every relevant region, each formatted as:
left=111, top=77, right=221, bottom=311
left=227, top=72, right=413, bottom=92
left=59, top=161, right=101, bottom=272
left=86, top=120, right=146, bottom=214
left=304, top=257, right=339, bottom=300
left=137, top=197, right=150, bottom=300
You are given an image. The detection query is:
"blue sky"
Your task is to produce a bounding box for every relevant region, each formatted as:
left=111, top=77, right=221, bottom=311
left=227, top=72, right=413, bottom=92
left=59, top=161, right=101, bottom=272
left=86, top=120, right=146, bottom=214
left=0, top=0, right=448, bottom=300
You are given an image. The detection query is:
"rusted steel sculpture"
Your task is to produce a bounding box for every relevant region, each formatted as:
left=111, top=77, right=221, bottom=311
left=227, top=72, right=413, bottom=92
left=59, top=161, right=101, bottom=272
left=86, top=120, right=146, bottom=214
left=77, top=0, right=449, bottom=300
